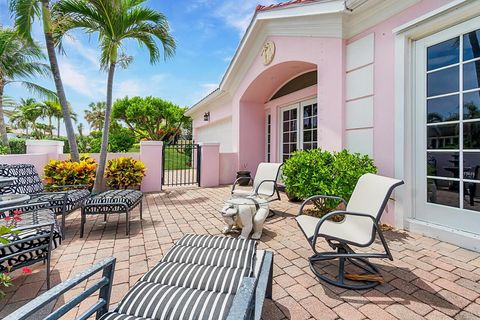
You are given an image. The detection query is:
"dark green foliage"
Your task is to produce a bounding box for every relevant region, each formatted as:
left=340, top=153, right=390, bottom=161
left=8, top=138, right=26, bottom=154
left=108, top=126, right=135, bottom=152
left=282, top=149, right=377, bottom=214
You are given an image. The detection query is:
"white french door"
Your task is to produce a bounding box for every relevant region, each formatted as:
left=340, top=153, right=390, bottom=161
left=414, top=17, right=480, bottom=234
left=279, top=98, right=318, bottom=162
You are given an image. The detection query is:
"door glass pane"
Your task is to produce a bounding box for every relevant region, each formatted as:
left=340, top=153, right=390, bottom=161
left=464, top=182, right=480, bottom=211
left=463, top=29, right=480, bottom=61
left=427, top=66, right=459, bottom=97
left=464, top=121, right=480, bottom=149
left=427, top=37, right=459, bottom=71
left=427, top=152, right=459, bottom=178
left=464, top=152, right=480, bottom=180
left=463, top=61, right=480, bottom=90
left=427, top=178, right=460, bottom=208
left=427, top=95, right=459, bottom=123
left=427, top=123, right=460, bottom=149
left=463, top=90, right=480, bottom=120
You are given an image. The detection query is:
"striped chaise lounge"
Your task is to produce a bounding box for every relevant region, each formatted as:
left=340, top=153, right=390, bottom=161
left=7, top=234, right=274, bottom=320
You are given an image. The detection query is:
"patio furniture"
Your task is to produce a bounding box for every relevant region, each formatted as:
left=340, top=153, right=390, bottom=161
left=0, top=164, right=90, bottom=238
left=222, top=196, right=270, bottom=239
left=232, top=162, right=283, bottom=217
left=81, top=189, right=143, bottom=237
left=7, top=234, right=274, bottom=320
left=0, top=203, right=61, bottom=289
left=296, top=173, right=404, bottom=289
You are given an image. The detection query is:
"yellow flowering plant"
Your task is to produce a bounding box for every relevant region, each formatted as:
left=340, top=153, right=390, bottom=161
left=105, top=157, right=146, bottom=189
left=44, top=155, right=97, bottom=190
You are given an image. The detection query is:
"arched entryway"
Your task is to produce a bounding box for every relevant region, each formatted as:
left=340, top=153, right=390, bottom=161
left=238, top=61, right=318, bottom=173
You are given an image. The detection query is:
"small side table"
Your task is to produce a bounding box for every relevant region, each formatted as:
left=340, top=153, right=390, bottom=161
left=223, top=196, right=269, bottom=239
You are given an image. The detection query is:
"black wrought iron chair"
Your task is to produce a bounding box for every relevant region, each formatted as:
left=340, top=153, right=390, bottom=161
left=296, top=173, right=404, bottom=289
left=6, top=234, right=274, bottom=320
left=0, top=203, right=61, bottom=289
left=0, top=164, right=90, bottom=237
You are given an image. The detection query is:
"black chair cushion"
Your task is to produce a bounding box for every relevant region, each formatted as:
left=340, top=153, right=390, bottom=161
left=0, top=164, right=44, bottom=195
left=84, top=190, right=143, bottom=214
left=28, top=189, right=91, bottom=214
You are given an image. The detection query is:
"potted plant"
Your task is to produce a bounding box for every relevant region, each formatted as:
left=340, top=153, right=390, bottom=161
left=105, top=157, right=146, bottom=190
left=236, top=163, right=251, bottom=186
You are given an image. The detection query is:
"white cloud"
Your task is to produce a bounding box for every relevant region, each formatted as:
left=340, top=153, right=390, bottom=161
left=58, top=60, right=105, bottom=98
left=214, top=0, right=281, bottom=35
left=63, top=36, right=101, bottom=69
left=113, top=74, right=168, bottom=99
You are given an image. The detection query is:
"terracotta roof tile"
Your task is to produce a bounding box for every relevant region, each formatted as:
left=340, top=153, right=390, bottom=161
left=256, top=0, right=319, bottom=12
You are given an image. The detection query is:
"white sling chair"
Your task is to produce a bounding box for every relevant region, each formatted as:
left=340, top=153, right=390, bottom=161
left=231, top=162, right=283, bottom=201
left=296, top=173, right=404, bottom=289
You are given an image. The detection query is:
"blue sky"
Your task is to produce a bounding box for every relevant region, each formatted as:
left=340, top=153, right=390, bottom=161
left=0, top=0, right=280, bottom=133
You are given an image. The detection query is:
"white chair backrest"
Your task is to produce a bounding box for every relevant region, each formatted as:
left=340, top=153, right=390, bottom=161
left=346, top=173, right=403, bottom=219
left=253, top=163, right=283, bottom=197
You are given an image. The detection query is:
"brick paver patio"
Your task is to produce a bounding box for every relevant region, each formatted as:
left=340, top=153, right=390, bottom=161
left=1, top=186, right=480, bottom=319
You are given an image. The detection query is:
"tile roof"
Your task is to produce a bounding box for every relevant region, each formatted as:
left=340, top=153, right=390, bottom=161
left=255, top=0, right=319, bottom=12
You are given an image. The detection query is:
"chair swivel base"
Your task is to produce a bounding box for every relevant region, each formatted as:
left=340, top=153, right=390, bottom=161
left=309, top=252, right=382, bottom=290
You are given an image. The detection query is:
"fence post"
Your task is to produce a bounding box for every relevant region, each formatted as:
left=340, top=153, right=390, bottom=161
left=199, top=143, right=220, bottom=187
left=140, top=141, right=163, bottom=192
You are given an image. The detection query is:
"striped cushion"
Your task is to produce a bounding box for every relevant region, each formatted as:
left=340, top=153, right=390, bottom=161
left=84, top=190, right=143, bottom=214
left=112, top=234, right=256, bottom=320
left=116, top=282, right=234, bottom=320
left=27, top=189, right=90, bottom=214
left=140, top=261, right=249, bottom=294
left=99, top=312, right=146, bottom=320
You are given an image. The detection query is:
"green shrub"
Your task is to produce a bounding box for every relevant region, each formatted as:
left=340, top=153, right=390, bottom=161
left=282, top=149, right=377, bottom=215
left=105, top=157, right=146, bottom=189
left=8, top=138, right=26, bottom=154
left=0, top=144, right=8, bottom=155
left=43, top=155, right=97, bottom=190
left=109, top=127, right=135, bottom=152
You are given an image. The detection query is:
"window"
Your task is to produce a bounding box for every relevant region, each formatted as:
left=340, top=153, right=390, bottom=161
left=280, top=98, right=318, bottom=161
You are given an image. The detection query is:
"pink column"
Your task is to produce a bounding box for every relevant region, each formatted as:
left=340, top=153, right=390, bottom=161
left=140, top=141, right=163, bottom=192
left=199, top=143, right=220, bottom=187
left=25, top=140, right=63, bottom=160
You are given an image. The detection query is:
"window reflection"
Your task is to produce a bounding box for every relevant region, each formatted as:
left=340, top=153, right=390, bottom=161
left=427, top=152, right=459, bottom=178
left=463, top=61, right=480, bottom=90
left=427, top=123, right=459, bottom=149
left=427, top=95, right=459, bottom=123
left=464, top=182, right=480, bottom=212
left=463, top=29, right=480, bottom=61
left=464, top=121, right=480, bottom=149
left=427, top=66, right=459, bottom=97
left=427, top=178, right=460, bottom=208
left=463, top=90, right=480, bottom=120
left=464, top=152, right=480, bottom=181
left=427, top=37, right=459, bottom=71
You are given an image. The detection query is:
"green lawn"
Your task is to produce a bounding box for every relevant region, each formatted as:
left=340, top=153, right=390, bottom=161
left=164, top=148, right=192, bottom=170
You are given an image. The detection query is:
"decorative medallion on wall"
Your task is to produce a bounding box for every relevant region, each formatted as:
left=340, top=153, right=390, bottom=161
left=261, top=41, right=275, bottom=66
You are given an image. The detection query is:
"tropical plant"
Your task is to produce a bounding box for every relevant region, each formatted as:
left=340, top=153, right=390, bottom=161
left=105, top=157, right=146, bottom=189
left=43, top=100, right=62, bottom=136
left=0, top=144, right=8, bottom=155
left=108, top=124, right=136, bottom=152
left=10, top=98, right=44, bottom=134
left=54, top=0, right=176, bottom=193
left=10, top=0, right=80, bottom=161
left=0, top=27, right=55, bottom=152
left=84, top=101, right=105, bottom=131
left=113, top=96, right=190, bottom=142
left=282, top=149, right=377, bottom=215
left=8, top=138, right=26, bottom=154
left=43, top=155, right=97, bottom=190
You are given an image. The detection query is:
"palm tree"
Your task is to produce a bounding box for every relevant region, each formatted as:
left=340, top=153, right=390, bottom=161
left=43, top=100, right=61, bottom=136
left=0, top=27, right=55, bottom=152
left=85, top=101, right=106, bottom=131
left=55, top=0, right=175, bottom=192
left=10, top=0, right=80, bottom=161
left=10, top=98, right=43, bottom=135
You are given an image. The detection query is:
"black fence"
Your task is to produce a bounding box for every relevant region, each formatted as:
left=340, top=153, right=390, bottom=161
left=162, top=141, right=201, bottom=187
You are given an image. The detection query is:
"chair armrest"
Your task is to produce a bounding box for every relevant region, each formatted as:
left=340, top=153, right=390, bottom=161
left=253, top=180, right=278, bottom=197
left=4, top=257, right=116, bottom=320
left=226, top=277, right=256, bottom=320
left=231, top=177, right=254, bottom=194
left=299, top=195, right=347, bottom=215
left=311, top=210, right=379, bottom=249
left=0, top=202, right=50, bottom=214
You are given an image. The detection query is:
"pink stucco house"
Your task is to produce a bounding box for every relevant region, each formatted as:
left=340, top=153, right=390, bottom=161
left=186, top=0, right=480, bottom=251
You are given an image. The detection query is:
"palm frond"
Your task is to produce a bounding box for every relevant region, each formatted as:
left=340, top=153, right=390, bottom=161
left=10, top=0, right=41, bottom=41
left=18, top=81, right=57, bottom=100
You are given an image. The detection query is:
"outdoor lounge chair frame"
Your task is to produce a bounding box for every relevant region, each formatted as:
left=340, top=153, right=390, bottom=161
left=0, top=203, right=55, bottom=289
left=297, top=178, right=404, bottom=290
left=6, top=251, right=274, bottom=320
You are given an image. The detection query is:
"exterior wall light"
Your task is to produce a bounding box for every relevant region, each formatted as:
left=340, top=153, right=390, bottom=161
left=204, top=112, right=210, bottom=122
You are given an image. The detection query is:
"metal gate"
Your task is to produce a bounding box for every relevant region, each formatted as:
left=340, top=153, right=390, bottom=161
left=162, top=141, right=201, bottom=187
